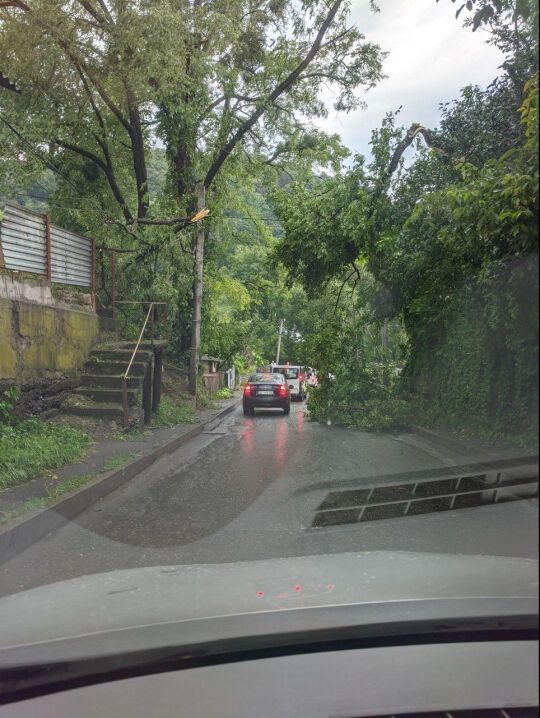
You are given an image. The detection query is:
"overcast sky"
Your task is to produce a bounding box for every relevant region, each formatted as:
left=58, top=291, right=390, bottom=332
left=314, top=0, right=505, bottom=160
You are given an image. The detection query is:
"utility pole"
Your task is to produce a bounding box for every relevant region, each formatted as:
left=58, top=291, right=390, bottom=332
left=275, top=318, right=284, bottom=365
left=189, top=183, right=206, bottom=396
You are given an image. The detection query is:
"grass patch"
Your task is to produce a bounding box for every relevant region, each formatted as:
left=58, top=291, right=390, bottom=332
left=48, top=473, right=95, bottom=499
left=152, top=396, right=199, bottom=428
left=0, top=419, right=90, bottom=491
left=213, top=387, right=234, bottom=400
left=101, top=453, right=141, bottom=472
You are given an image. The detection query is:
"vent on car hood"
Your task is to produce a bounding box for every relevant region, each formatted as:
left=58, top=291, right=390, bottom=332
left=350, top=708, right=538, bottom=718
left=312, top=459, right=538, bottom=528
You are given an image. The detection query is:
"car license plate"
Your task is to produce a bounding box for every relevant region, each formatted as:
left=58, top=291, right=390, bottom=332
left=258, top=390, right=273, bottom=395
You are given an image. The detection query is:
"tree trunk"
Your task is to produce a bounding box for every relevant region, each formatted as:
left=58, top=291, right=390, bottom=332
left=189, top=183, right=206, bottom=395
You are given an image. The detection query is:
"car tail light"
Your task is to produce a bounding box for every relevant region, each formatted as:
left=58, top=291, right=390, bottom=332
left=278, top=384, right=288, bottom=397
left=244, top=384, right=252, bottom=396
left=299, top=374, right=304, bottom=382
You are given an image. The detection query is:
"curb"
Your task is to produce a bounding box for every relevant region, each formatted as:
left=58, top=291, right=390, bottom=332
left=0, top=399, right=240, bottom=565
left=411, top=424, right=472, bottom=455
left=410, top=424, right=503, bottom=460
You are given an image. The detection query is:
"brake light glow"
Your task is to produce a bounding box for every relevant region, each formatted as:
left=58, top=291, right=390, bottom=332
left=299, top=374, right=304, bottom=382
left=278, top=384, right=288, bottom=397
left=244, top=384, right=252, bottom=396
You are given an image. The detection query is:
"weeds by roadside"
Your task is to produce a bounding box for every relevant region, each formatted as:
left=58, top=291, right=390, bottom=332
left=0, top=419, right=90, bottom=491
left=152, top=396, right=199, bottom=427
left=101, top=453, right=141, bottom=471
left=213, top=387, right=234, bottom=400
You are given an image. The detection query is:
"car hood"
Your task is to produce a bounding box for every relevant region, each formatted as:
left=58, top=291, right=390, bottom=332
left=0, top=550, right=537, bottom=653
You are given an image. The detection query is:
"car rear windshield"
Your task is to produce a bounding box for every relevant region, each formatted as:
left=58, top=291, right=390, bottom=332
left=275, top=368, right=300, bottom=379
left=249, top=373, right=284, bottom=383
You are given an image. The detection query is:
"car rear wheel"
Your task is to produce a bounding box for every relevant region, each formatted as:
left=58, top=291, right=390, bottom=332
left=243, top=405, right=254, bottom=416
left=283, top=404, right=290, bottom=415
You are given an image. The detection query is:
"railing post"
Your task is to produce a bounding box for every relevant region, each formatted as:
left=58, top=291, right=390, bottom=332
left=152, top=349, right=163, bottom=413
left=122, top=377, right=129, bottom=427
left=111, top=249, right=116, bottom=317
left=91, top=238, right=96, bottom=310
left=44, top=213, right=52, bottom=280
left=143, top=360, right=152, bottom=425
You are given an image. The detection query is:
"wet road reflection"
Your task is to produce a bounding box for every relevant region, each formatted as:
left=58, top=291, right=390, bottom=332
left=59, top=403, right=306, bottom=548
left=1, top=400, right=536, bottom=598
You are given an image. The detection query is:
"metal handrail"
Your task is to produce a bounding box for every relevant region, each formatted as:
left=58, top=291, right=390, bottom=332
left=124, top=303, right=154, bottom=380
left=121, top=302, right=168, bottom=426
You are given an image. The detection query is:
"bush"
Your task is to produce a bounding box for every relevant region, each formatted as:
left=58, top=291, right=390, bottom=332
left=0, top=386, right=20, bottom=425
left=152, top=396, right=199, bottom=427
left=214, top=387, right=233, bottom=399
left=307, top=362, right=411, bottom=432
left=309, top=387, right=410, bottom=432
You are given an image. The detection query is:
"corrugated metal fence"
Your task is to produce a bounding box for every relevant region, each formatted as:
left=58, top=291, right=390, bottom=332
left=0, top=202, right=94, bottom=288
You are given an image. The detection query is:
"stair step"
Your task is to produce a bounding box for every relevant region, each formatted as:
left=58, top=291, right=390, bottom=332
left=120, top=340, right=168, bottom=351
left=81, top=374, right=142, bottom=389
left=84, top=360, right=147, bottom=376
left=76, top=386, right=138, bottom=404
left=90, top=348, right=152, bottom=362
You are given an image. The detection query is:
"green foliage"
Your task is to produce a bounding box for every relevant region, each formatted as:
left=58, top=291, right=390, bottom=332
left=271, top=15, right=538, bottom=441
left=47, top=474, right=96, bottom=500
left=152, top=397, right=199, bottom=427
left=302, top=314, right=410, bottom=431
left=0, top=420, right=90, bottom=490
left=0, top=386, right=20, bottom=425
left=214, top=387, right=234, bottom=399
left=101, top=454, right=141, bottom=472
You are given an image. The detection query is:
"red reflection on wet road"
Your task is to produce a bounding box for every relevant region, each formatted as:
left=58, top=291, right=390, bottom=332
left=242, top=422, right=255, bottom=456
left=274, top=420, right=287, bottom=470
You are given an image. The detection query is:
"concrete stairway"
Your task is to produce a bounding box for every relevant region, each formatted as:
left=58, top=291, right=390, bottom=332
left=63, top=346, right=154, bottom=421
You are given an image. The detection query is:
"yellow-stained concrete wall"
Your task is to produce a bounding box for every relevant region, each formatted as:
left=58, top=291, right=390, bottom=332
left=0, top=297, right=98, bottom=381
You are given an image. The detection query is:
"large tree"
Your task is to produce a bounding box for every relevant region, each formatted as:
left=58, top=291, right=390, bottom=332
left=0, top=0, right=385, bottom=391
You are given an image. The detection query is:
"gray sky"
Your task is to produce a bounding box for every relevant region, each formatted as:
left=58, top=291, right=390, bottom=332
left=315, top=0, right=504, bottom=160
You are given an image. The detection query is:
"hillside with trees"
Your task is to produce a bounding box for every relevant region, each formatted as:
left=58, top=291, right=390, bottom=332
left=1, top=0, right=537, bottom=443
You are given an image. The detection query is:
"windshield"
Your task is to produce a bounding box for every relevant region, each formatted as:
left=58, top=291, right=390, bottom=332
left=249, top=373, right=284, bottom=384
left=275, top=368, right=300, bottom=379
left=0, top=0, right=538, bottom=675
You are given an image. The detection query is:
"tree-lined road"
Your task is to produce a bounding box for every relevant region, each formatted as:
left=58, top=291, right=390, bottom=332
left=0, top=402, right=537, bottom=597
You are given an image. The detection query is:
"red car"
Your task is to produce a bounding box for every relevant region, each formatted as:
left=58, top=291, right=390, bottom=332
left=243, top=373, right=291, bottom=416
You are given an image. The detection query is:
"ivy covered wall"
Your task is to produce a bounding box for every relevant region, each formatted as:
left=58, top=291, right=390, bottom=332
left=405, top=255, right=539, bottom=441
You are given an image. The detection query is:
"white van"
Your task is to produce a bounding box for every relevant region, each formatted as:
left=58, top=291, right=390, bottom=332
left=270, top=363, right=306, bottom=400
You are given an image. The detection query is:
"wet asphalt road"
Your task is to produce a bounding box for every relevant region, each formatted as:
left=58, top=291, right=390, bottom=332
left=0, top=401, right=537, bottom=597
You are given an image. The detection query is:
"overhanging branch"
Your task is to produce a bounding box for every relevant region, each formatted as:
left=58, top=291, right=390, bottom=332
left=203, top=0, right=345, bottom=189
